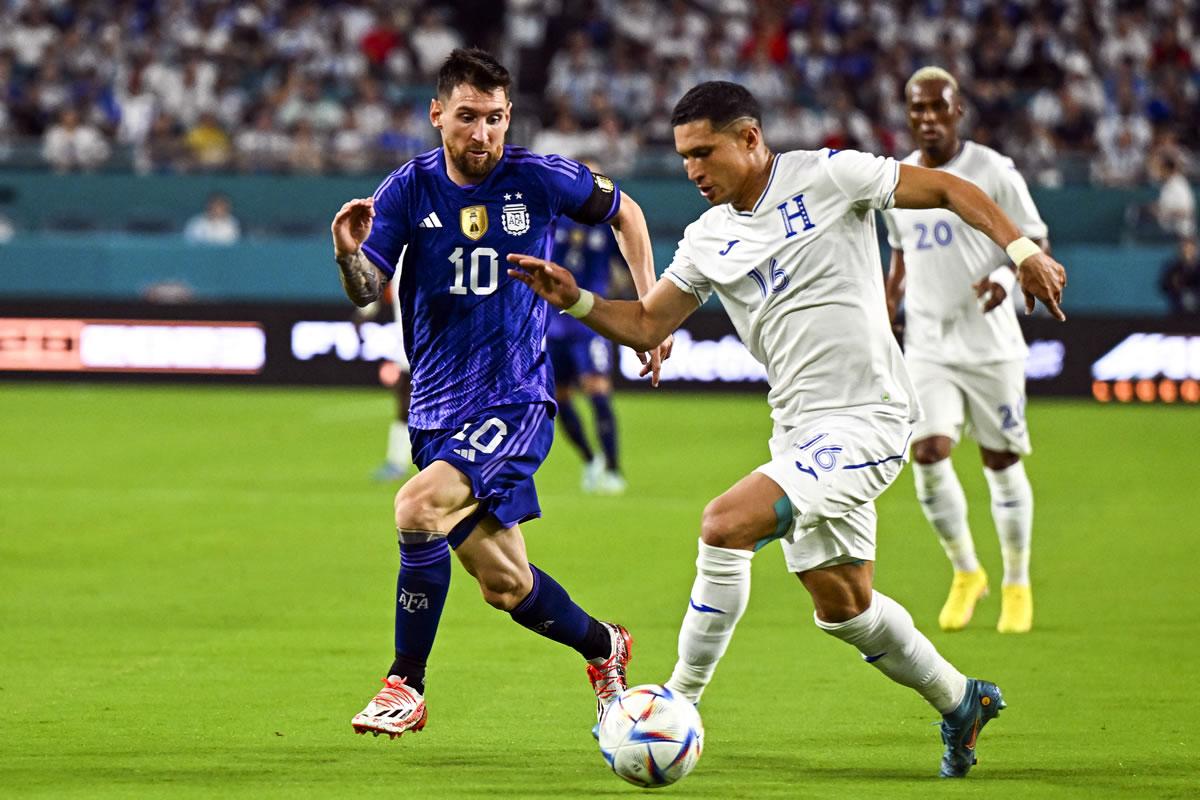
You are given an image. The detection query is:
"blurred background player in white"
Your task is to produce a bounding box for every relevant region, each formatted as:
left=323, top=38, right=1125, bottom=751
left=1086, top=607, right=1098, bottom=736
left=547, top=161, right=629, bottom=495
left=510, top=81, right=1067, bottom=777
left=183, top=192, right=241, bottom=245
left=355, top=273, right=414, bottom=481
left=882, top=68, right=1048, bottom=635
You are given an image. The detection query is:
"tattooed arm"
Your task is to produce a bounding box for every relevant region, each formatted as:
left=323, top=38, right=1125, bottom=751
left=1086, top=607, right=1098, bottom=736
left=331, top=197, right=387, bottom=307
left=335, top=249, right=384, bottom=306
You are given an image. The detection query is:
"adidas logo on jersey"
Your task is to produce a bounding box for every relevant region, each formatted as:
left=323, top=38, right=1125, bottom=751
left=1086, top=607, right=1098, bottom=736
left=452, top=447, right=476, bottom=462
left=418, top=212, right=443, bottom=228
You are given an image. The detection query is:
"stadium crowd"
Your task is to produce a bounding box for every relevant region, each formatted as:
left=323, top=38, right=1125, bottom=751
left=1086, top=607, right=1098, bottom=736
left=0, top=0, right=1196, bottom=186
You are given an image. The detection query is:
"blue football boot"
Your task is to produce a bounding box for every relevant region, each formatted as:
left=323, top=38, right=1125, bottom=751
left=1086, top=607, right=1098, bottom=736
left=939, top=678, right=1005, bottom=778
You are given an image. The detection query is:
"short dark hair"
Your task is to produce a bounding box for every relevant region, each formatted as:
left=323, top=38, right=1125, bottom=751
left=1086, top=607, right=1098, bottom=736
left=437, top=48, right=512, bottom=99
left=670, top=81, right=762, bottom=129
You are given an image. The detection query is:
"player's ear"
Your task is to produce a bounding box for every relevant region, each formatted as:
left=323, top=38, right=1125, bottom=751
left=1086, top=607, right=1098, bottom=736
left=429, top=98, right=443, bottom=129
left=741, top=122, right=762, bottom=152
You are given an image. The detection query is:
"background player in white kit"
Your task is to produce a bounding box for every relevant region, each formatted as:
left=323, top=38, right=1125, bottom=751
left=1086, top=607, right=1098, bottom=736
left=509, top=82, right=1066, bottom=777
left=882, top=68, right=1048, bottom=634
left=357, top=274, right=414, bottom=481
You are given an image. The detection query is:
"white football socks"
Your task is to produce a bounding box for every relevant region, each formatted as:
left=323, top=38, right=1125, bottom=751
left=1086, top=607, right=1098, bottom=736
left=665, top=539, right=754, bottom=703
left=816, top=591, right=967, bottom=714
left=913, top=459, right=980, bottom=573
left=387, top=421, right=411, bottom=470
left=984, top=461, right=1034, bottom=586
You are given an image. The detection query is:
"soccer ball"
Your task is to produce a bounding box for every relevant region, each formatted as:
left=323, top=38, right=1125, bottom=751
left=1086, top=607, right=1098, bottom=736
left=597, top=684, right=704, bottom=788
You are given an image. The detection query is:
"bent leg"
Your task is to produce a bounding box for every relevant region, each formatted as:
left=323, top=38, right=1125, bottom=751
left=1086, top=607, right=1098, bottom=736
left=800, top=562, right=967, bottom=714
left=912, top=436, right=979, bottom=573
left=581, top=373, right=619, bottom=473
left=455, top=517, right=614, bottom=662
left=388, top=460, right=480, bottom=690
left=666, top=471, right=784, bottom=703
left=981, top=448, right=1034, bottom=633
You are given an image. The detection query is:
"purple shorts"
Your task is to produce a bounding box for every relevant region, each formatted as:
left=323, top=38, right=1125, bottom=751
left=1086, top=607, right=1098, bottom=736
left=411, top=401, right=555, bottom=544
left=548, top=332, right=613, bottom=386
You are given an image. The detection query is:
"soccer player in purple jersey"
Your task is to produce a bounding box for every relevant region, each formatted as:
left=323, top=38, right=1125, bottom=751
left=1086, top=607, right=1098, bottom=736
left=330, top=49, right=670, bottom=741
left=547, top=212, right=628, bottom=495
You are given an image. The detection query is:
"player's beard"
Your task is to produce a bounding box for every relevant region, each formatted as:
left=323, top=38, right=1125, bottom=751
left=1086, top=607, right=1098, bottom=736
left=447, top=143, right=501, bottom=179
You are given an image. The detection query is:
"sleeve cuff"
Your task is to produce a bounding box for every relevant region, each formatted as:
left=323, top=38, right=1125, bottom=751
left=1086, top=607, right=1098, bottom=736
left=361, top=243, right=396, bottom=279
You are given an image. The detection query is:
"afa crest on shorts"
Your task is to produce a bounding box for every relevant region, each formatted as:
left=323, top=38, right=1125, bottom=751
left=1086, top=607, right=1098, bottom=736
left=501, top=202, right=531, bottom=236
left=460, top=205, right=488, bottom=240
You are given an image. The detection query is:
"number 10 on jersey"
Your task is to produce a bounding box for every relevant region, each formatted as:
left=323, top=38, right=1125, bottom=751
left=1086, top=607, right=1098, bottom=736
left=449, top=247, right=500, bottom=296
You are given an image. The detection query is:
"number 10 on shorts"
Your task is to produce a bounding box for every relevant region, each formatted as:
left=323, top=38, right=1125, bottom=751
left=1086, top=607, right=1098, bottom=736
left=451, top=418, right=509, bottom=454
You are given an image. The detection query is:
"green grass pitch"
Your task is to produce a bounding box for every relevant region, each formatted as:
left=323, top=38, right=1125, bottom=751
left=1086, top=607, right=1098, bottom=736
left=2, top=383, right=1197, bottom=798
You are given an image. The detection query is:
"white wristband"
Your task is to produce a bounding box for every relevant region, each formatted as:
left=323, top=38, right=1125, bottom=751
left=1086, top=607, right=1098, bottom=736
left=1005, top=236, right=1041, bottom=267
left=562, top=289, right=595, bottom=319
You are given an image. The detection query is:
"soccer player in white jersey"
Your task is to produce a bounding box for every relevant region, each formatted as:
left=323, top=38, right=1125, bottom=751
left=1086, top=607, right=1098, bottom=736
left=509, top=81, right=1066, bottom=777
left=881, top=68, right=1048, bottom=635
left=358, top=274, right=415, bottom=481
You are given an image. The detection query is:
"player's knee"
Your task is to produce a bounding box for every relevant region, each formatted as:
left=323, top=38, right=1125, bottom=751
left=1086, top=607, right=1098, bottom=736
left=912, top=437, right=951, bottom=464
left=477, top=565, right=531, bottom=611
left=581, top=375, right=611, bottom=395
left=393, top=485, right=451, bottom=532
left=981, top=449, right=1020, bottom=471
left=700, top=497, right=752, bottom=550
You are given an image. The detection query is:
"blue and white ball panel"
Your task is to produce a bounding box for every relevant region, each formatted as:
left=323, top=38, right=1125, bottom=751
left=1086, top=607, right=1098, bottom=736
left=755, top=410, right=913, bottom=573
left=410, top=401, right=555, bottom=531
left=598, top=684, right=704, bottom=788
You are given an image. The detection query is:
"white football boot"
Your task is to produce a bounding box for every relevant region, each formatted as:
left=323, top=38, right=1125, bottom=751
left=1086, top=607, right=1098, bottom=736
left=351, top=676, right=427, bottom=739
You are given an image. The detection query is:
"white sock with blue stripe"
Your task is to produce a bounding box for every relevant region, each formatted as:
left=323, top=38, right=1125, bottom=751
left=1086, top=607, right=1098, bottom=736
left=984, top=461, right=1034, bottom=586
left=816, top=591, right=966, bottom=714
left=914, top=459, right=980, bottom=573
left=665, top=539, right=754, bottom=704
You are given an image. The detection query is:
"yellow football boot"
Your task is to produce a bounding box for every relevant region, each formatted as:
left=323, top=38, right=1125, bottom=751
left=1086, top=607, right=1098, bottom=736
left=997, top=584, right=1033, bottom=633
left=938, top=568, right=989, bottom=632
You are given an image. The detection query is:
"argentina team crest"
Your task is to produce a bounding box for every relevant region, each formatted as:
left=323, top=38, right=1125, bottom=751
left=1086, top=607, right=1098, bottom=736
left=460, top=205, right=488, bottom=240
left=501, top=201, right=531, bottom=236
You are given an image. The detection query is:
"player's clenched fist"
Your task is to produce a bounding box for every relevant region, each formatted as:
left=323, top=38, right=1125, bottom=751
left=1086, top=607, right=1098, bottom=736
left=332, top=197, right=375, bottom=256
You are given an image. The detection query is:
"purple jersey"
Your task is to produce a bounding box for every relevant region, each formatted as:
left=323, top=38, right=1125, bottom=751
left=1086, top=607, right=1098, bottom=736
left=546, top=218, right=620, bottom=342
left=361, top=146, right=621, bottom=428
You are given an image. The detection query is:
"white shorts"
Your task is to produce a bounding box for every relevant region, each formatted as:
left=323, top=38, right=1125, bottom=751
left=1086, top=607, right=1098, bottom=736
left=907, top=358, right=1031, bottom=455
left=756, top=410, right=912, bottom=573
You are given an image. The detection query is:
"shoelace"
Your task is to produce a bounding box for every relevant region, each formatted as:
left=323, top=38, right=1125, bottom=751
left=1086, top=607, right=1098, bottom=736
left=588, top=655, right=626, bottom=701
left=374, top=678, right=418, bottom=709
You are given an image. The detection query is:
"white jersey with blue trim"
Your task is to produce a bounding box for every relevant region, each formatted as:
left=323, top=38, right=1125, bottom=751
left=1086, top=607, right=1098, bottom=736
left=881, top=141, right=1048, bottom=365
left=663, top=148, right=917, bottom=427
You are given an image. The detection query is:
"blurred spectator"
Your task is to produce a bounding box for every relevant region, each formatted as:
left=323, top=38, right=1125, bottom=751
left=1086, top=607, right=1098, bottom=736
left=1150, top=149, right=1197, bottom=240
left=0, top=0, right=1196, bottom=185
left=235, top=107, right=291, bottom=173
left=184, top=112, right=233, bottom=171
left=42, top=108, right=110, bottom=172
left=184, top=193, right=241, bottom=245
left=1094, top=87, right=1153, bottom=186
left=409, top=9, right=463, bottom=79
left=332, top=109, right=372, bottom=174
left=1160, top=238, right=1200, bottom=315
left=288, top=119, right=325, bottom=174
left=277, top=78, right=345, bottom=133
left=0, top=212, right=15, bottom=243
left=532, top=108, right=595, bottom=160
left=376, top=105, right=433, bottom=167
left=137, top=113, right=185, bottom=174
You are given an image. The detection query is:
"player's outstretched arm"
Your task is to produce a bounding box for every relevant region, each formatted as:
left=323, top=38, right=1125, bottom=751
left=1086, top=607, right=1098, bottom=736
left=893, top=164, right=1067, bottom=321
left=331, top=197, right=387, bottom=307
left=608, top=191, right=675, bottom=379
left=507, top=253, right=696, bottom=353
